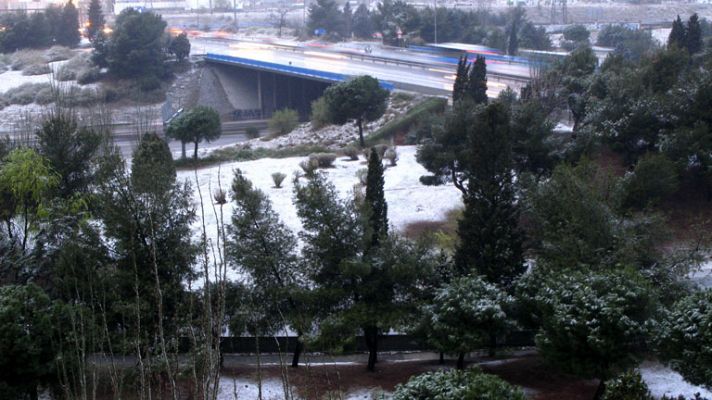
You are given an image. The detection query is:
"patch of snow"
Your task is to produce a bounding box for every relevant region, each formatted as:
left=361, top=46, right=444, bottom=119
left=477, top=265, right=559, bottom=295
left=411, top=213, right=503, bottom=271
left=0, top=69, right=53, bottom=94
left=689, top=261, right=712, bottom=289
left=217, top=376, right=293, bottom=400
left=178, top=146, right=462, bottom=281
left=640, top=360, right=712, bottom=399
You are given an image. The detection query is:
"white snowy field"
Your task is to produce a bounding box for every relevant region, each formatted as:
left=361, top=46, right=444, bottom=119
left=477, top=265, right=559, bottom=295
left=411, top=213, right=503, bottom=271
left=641, top=360, right=712, bottom=399
left=178, top=146, right=462, bottom=280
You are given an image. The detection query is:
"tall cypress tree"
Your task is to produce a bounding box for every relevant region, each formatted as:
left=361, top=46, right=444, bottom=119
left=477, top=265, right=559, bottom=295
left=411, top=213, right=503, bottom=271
left=454, top=102, right=524, bottom=287
left=87, top=0, right=105, bottom=40
left=57, top=0, right=80, bottom=47
left=467, top=55, right=488, bottom=105
left=452, top=54, right=470, bottom=102
left=364, top=148, right=388, bottom=249
left=668, top=15, right=687, bottom=50
left=687, top=13, right=702, bottom=55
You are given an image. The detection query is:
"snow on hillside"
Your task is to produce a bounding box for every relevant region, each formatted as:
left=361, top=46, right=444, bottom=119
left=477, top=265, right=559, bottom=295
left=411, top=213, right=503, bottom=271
left=178, top=146, right=461, bottom=279
left=640, top=361, right=712, bottom=399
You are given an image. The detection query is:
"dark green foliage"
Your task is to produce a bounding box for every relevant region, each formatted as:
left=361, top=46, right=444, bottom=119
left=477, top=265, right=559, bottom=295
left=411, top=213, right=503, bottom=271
left=367, top=97, right=446, bottom=146
left=510, top=100, right=557, bottom=177
left=621, top=153, right=679, bottom=210
left=506, top=7, right=524, bottom=55
left=106, top=8, right=168, bottom=80
left=87, top=0, right=105, bottom=40
left=90, top=31, right=110, bottom=68
left=420, top=276, right=513, bottom=366
left=597, top=25, right=657, bottom=61
left=687, top=13, right=703, bottom=55
left=390, top=369, right=526, bottom=400
left=454, top=102, right=524, bottom=286
left=169, top=32, right=191, bottom=62
left=323, top=76, right=388, bottom=147
left=352, top=4, right=374, bottom=39
left=364, top=148, right=388, bottom=249
left=668, top=15, right=687, bottom=50
left=452, top=55, right=470, bottom=102
left=131, top=133, right=176, bottom=196
left=563, top=24, right=590, bottom=43
left=656, top=290, right=712, bottom=388
left=467, top=55, right=488, bottom=105
left=56, top=0, right=80, bottom=47
left=165, top=106, right=222, bottom=159
left=535, top=268, right=655, bottom=381
left=268, top=108, right=299, bottom=136
left=36, top=111, right=102, bottom=198
left=228, top=169, right=309, bottom=365
left=519, top=21, right=551, bottom=50
left=0, top=284, right=57, bottom=400
left=307, top=0, right=346, bottom=39
left=343, top=2, right=352, bottom=38
left=602, top=370, right=654, bottom=400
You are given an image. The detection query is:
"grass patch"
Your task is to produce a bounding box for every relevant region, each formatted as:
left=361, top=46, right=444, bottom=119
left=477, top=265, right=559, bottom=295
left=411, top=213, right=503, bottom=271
left=364, top=97, right=447, bottom=147
left=174, top=144, right=331, bottom=170
left=403, top=207, right=462, bottom=250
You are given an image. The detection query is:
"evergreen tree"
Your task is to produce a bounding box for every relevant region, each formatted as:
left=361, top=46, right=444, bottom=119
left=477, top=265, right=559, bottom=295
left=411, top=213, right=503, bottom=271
left=454, top=102, right=524, bottom=287
left=343, top=1, right=353, bottom=39
left=364, top=148, right=388, bottom=249
left=228, top=170, right=309, bottom=367
left=352, top=4, right=374, bottom=39
left=87, top=0, right=105, bottom=40
left=668, top=15, right=687, bottom=50
left=452, top=54, right=470, bottom=102
left=686, top=13, right=702, bottom=55
left=467, top=55, right=488, bottom=105
left=168, top=32, right=191, bottom=62
left=57, top=0, right=80, bottom=47
left=165, top=106, right=221, bottom=159
left=105, top=9, right=167, bottom=79
left=507, top=6, right=525, bottom=55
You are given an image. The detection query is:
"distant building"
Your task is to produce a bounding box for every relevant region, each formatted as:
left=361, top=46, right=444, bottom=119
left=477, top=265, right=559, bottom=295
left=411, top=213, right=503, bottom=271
left=114, top=0, right=189, bottom=12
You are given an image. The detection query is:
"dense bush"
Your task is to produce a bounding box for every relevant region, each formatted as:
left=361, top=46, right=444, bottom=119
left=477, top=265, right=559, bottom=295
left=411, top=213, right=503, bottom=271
left=10, top=50, right=46, bottom=70
left=656, top=290, right=712, bottom=388
left=365, top=97, right=446, bottom=146
left=621, top=153, right=678, bottom=210
left=5, top=83, right=50, bottom=105
left=22, top=63, right=51, bottom=76
left=44, top=46, right=74, bottom=62
left=343, top=145, right=359, bottom=161
left=419, top=175, right=443, bottom=186
left=309, top=152, right=337, bottom=168
left=603, top=370, right=653, bottom=400
left=389, top=369, right=526, bottom=400
left=269, top=108, right=299, bottom=136
left=383, top=147, right=398, bottom=166
left=245, top=126, right=260, bottom=138
left=76, top=67, right=101, bottom=84
left=310, top=96, right=331, bottom=129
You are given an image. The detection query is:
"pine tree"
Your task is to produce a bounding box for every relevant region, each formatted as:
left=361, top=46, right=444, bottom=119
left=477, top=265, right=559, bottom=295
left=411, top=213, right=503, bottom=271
left=87, top=0, right=105, bottom=40
left=686, top=13, right=702, bottom=55
left=668, top=15, right=687, bottom=50
left=352, top=4, right=373, bottom=39
left=452, top=54, right=470, bottom=102
left=467, top=55, right=488, bottom=105
left=454, top=102, right=524, bottom=287
left=343, top=1, right=353, bottom=39
left=57, top=0, right=80, bottom=47
left=228, top=170, right=309, bottom=367
left=364, top=148, right=388, bottom=249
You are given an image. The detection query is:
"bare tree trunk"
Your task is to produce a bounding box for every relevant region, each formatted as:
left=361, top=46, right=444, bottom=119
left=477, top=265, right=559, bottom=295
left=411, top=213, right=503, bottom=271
left=291, top=334, right=304, bottom=368
left=357, top=118, right=365, bottom=148
left=456, top=353, right=465, bottom=370
left=364, top=326, right=378, bottom=372
left=181, top=141, right=187, bottom=159
left=194, top=140, right=199, bottom=159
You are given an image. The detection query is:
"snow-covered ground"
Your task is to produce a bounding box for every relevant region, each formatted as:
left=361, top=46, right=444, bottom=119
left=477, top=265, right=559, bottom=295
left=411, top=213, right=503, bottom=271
left=641, top=360, right=712, bottom=399
left=690, top=260, right=712, bottom=289
left=178, top=146, right=462, bottom=279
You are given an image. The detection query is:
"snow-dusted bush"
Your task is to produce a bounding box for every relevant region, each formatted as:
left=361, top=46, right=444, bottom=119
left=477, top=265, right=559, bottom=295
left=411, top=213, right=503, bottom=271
left=299, top=158, right=318, bottom=177
left=389, top=369, right=526, bottom=400
left=271, top=172, right=287, bottom=188
left=22, top=63, right=51, bottom=76
left=603, top=370, right=653, bottom=400
left=245, top=126, right=260, bottom=139
left=656, top=290, right=712, bottom=388
left=419, top=275, right=514, bottom=364
left=35, top=86, right=56, bottom=105
left=419, top=175, right=442, bottom=186
left=356, top=168, right=368, bottom=186
left=76, top=67, right=100, bottom=84
left=54, top=66, right=76, bottom=81
left=342, top=145, right=359, bottom=161
left=384, top=147, right=398, bottom=166
left=44, top=46, right=74, bottom=62
left=11, top=50, right=45, bottom=70
left=535, top=269, right=655, bottom=382
left=5, top=83, right=50, bottom=105
left=56, top=52, right=92, bottom=82
left=310, top=96, right=330, bottom=129
left=309, top=153, right=337, bottom=168
left=621, top=153, right=678, bottom=210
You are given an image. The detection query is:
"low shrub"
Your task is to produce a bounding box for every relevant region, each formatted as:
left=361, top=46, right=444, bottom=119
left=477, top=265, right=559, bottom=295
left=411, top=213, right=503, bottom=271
left=299, top=158, right=319, bottom=176
left=621, top=153, right=678, bottom=210
left=269, top=108, right=299, bottom=136
left=356, top=168, right=368, bottom=185
left=419, top=175, right=443, bottom=186
left=603, top=370, right=653, bottom=400
left=55, top=66, right=76, bottom=81
left=76, top=67, right=100, bottom=84
left=139, top=75, right=162, bottom=91
left=22, top=63, right=51, bottom=76
left=309, top=152, right=337, bottom=168
left=11, top=49, right=46, bottom=70
left=271, top=172, right=287, bottom=188
left=35, top=86, right=56, bottom=105
left=390, top=369, right=526, bottom=400
left=384, top=147, right=398, bottom=166
left=44, top=46, right=74, bottom=62
left=343, top=145, right=359, bottom=161
left=5, top=83, right=50, bottom=105
left=365, top=97, right=447, bottom=146
left=245, top=126, right=260, bottom=139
